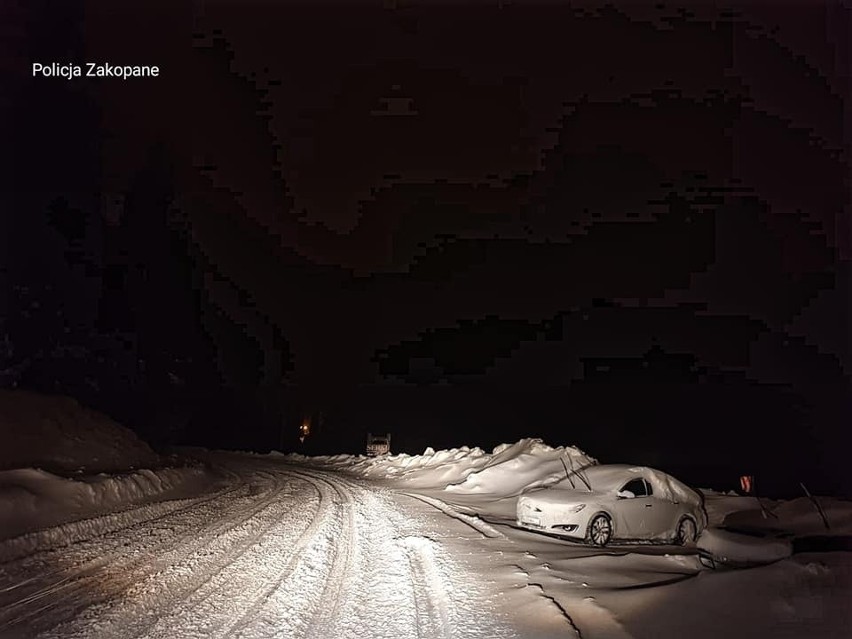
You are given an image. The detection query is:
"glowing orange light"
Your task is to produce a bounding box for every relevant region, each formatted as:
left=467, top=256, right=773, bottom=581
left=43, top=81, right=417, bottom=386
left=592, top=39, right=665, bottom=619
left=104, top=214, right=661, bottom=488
left=299, top=417, right=311, bottom=443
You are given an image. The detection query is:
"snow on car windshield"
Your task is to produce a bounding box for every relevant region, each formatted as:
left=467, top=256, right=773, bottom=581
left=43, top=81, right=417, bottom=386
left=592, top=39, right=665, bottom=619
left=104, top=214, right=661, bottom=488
left=552, top=464, right=644, bottom=492
left=553, top=465, right=703, bottom=505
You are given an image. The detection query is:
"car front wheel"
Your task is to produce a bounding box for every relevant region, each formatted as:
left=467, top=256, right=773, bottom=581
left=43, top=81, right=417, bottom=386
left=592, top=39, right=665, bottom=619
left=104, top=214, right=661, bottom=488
left=587, top=514, right=612, bottom=547
left=676, top=517, right=697, bottom=545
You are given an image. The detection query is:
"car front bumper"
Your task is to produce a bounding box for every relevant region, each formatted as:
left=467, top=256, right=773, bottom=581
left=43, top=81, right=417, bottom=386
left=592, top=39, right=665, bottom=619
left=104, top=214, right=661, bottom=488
left=516, top=514, right=582, bottom=537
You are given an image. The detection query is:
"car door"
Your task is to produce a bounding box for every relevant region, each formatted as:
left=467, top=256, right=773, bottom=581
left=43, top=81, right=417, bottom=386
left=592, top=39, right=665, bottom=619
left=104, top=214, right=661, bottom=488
left=614, top=478, right=654, bottom=539
left=642, top=478, right=678, bottom=539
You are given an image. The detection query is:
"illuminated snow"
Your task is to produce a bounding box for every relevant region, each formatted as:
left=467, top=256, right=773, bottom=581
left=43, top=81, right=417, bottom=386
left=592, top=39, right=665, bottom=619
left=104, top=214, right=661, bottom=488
left=1, top=430, right=850, bottom=638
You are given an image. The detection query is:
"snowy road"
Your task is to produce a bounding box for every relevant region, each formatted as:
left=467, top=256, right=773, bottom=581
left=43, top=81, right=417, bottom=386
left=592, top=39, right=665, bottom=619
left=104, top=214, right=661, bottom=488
left=0, top=456, right=524, bottom=639
left=2, top=451, right=851, bottom=639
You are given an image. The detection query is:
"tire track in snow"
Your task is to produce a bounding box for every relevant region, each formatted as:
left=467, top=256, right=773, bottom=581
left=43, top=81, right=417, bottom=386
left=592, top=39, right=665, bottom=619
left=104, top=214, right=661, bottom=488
left=0, top=463, right=243, bottom=601
left=0, top=469, right=302, bottom=638
left=295, top=470, right=457, bottom=639
left=1, top=487, right=265, bottom=636
left=0, top=482, right=248, bottom=637
left=400, top=536, right=453, bottom=639
left=41, top=466, right=348, bottom=639
left=215, top=468, right=360, bottom=639
left=155, top=470, right=340, bottom=639
left=0, top=468, right=240, bottom=565
left=2, top=458, right=519, bottom=639
left=400, top=493, right=504, bottom=540
left=219, top=468, right=435, bottom=639
left=296, top=472, right=358, bottom=639
left=85, top=472, right=322, bottom=639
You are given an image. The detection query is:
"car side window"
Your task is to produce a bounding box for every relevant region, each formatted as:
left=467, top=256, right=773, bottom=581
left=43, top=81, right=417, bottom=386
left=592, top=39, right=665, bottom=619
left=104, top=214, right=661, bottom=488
left=643, top=479, right=653, bottom=496
left=621, top=478, right=647, bottom=497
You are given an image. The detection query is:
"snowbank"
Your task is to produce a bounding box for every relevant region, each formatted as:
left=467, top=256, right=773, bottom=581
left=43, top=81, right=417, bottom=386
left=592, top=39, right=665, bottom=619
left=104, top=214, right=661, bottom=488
left=699, top=493, right=852, bottom=536
left=444, top=439, right=596, bottom=497
left=697, top=527, right=793, bottom=566
left=0, top=464, right=211, bottom=542
left=0, top=391, right=226, bottom=555
left=285, top=438, right=596, bottom=497
left=0, top=390, right=158, bottom=472
left=722, top=496, right=852, bottom=536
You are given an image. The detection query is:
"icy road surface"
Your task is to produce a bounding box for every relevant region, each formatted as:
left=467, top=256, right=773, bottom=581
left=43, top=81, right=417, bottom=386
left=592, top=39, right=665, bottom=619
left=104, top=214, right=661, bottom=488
left=0, top=455, right=532, bottom=639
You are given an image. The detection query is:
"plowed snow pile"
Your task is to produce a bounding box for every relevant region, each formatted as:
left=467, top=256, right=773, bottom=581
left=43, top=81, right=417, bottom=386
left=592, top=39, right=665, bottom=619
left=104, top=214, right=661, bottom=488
left=0, top=390, right=158, bottom=472
left=0, top=466, right=210, bottom=541
left=285, top=438, right=597, bottom=497
left=0, top=390, right=211, bottom=541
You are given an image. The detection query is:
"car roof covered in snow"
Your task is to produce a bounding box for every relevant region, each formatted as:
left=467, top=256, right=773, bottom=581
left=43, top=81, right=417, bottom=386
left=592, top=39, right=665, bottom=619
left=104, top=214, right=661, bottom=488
left=569, top=464, right=647, bottom=490
left=561, top=464, right=703, bottom=507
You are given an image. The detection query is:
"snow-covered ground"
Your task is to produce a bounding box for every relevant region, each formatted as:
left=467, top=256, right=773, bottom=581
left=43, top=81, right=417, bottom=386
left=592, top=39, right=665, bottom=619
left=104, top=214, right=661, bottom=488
left=0, top=455, right=553, bottom=639
left=283, top=440, right=852, bottom=638
left=0, top=391, right=214, bottom=548
left=0, top=390, right=158, bottom=473
left=0, top=400, right=850, bottom=639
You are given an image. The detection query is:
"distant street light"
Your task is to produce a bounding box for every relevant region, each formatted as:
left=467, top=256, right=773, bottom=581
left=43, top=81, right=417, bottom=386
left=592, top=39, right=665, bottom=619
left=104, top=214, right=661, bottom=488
left=299, top=417, right=311, bottom=443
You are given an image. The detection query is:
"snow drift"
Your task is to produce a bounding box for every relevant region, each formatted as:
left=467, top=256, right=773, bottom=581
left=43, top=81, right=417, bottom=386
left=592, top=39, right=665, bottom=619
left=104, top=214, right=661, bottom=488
left=697, top=527, right=793, bottom=566
left=444, top=439, right=597, bottom=497
left=721, top=496, right=852, bottom=536
left=0, top=390, right=158, bottom=472
left=285, top=438, right=597, bottom=497
left=0, top=465, right=211, bottom=542
left=0, top=390, right=216, bottom=549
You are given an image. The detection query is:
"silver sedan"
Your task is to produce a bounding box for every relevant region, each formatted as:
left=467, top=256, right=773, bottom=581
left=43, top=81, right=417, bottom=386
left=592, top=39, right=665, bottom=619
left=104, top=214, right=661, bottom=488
left=516, top=464, right=707, bottom=546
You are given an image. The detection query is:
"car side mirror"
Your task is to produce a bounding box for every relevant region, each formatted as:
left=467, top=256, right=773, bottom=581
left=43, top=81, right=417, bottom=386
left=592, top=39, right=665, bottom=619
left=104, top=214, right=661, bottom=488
left=616, top=489, right=636, bottom=499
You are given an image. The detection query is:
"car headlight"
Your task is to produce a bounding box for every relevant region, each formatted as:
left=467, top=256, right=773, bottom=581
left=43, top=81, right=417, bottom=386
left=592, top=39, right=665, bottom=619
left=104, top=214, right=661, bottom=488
left=569, top=504, right=587, bottom=513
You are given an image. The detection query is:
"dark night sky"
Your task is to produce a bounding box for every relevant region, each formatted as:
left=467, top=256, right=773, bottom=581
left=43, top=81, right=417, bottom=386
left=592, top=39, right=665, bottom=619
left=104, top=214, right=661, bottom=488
left=3, top=1, right=851, bottom=494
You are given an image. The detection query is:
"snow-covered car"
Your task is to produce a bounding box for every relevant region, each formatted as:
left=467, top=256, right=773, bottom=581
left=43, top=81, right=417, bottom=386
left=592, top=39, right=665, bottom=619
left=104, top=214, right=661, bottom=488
left=516, top=464, right=707, bottom=546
